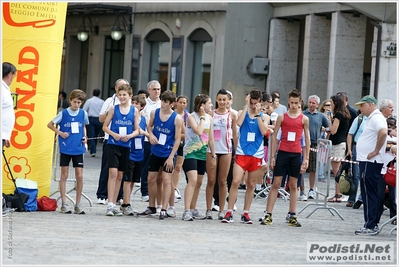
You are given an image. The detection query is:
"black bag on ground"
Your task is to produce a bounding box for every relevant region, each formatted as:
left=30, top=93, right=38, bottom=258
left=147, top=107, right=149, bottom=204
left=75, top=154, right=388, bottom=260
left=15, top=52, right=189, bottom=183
left=336, top=158, right=356, bottom=196
left=334, top=156, right=351, bottom=183
left=2, top=193, right=29, bottom=212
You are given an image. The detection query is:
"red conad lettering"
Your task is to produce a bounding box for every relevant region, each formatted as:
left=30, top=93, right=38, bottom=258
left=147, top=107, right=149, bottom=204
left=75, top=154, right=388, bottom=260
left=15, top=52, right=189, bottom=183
left=17, top=47, right=39, bottom=87
left=10, top=131, right=32, bottom=149
left=15, top=88, right=36, bottom=112
left=14, top=110, right=34, bottom=131
left=17, top=67, right=38, bottom=89
left=11, top=46, right=38, bottom=149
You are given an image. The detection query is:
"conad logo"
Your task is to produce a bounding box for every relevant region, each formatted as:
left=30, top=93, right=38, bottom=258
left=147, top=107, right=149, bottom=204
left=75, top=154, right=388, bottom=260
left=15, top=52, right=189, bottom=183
left=2, top=2, right=56, bottom=28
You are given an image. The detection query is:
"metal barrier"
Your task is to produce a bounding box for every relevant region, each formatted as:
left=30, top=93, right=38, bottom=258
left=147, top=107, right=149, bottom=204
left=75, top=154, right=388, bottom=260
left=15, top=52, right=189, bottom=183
left=254, top=132, right=290, bottom=202
left=298, top=139, right=344, bottom=220
left=49, top=137, right=93, bottom=207
left=379, top=215, right=397, bottom=237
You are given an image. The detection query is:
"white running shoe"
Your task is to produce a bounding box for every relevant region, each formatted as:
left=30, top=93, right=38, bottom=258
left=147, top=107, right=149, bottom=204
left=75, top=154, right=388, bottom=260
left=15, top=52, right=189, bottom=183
left=298, top=194, right=307, bottom=201
left=97, top=198, right=106, bottom=205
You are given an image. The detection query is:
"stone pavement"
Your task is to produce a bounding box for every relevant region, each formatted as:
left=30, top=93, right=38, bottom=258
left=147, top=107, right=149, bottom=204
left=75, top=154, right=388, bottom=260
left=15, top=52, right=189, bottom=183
left=2, top=143, right=397, bottom=266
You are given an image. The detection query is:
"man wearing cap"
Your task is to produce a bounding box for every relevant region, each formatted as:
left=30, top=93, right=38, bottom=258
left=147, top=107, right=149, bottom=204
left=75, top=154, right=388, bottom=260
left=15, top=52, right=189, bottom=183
left=354, top=95, right=387, bottom=236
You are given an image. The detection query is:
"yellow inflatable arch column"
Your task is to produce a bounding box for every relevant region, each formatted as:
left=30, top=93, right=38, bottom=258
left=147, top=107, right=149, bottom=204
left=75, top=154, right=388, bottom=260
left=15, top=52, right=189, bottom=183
left=2, top=2, right=67, bottom=197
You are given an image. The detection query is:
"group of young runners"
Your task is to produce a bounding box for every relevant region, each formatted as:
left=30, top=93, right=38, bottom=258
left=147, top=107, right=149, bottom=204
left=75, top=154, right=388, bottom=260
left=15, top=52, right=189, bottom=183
left=49, top=80, right=311, bottom=227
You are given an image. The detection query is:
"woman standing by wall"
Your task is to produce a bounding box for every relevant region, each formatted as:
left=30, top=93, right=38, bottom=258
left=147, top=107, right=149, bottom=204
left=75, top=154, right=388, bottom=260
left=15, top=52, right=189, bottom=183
left=327, top=95, right=350, bottom=203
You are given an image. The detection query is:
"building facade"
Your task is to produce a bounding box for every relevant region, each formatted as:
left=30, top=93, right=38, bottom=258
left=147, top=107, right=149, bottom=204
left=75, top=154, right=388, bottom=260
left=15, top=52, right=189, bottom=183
left=62, top=2, right=397, bottom=110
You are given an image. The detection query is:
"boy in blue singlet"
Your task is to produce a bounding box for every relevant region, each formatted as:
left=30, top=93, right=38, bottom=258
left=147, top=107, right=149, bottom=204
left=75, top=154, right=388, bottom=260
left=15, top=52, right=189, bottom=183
left=102, top=84, right=140, bottom=216
left=138, top=90, right=182, bottom=220
left=222, top=89, right=270, bottom=224
left=120, top=95, right=149, bottom=215
left=47, top=89, right=89, bottom=214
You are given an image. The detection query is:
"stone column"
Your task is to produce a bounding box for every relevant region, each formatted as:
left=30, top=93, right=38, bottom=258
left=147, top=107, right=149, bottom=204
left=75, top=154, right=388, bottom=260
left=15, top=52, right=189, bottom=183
left=301, top=14, right=331, bottom=102
left=371, top=23, right=397, bottom=109
left=327, top=12, right=366, bottom=105
left=266, top=18, right=299, bottom=104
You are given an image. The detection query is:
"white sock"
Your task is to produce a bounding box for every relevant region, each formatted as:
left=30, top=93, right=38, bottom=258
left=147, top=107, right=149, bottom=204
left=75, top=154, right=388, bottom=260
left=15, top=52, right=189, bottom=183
left=256, top=184, right=262, bottom=190
left=108, top=202, right=114, bottom=208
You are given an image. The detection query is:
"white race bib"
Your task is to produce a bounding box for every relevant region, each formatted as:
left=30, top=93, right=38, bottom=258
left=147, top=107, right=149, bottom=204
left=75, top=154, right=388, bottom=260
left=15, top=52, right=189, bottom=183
left=287, top=132, right=296, bottom=141
left=119, top=127, right=127, bottom=136
left=71, top=122, right=79, bottom=134
left=247, top=132, right=255, bottom=142
left=158, top=133, right=167, bottom=145
left=134, top=138, right=142, bottom=149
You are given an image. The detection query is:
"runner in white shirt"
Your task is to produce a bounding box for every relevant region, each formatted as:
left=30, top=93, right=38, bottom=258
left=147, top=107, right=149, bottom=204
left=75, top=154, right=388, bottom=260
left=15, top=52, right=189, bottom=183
left=205, top=89, right=237, bottom=220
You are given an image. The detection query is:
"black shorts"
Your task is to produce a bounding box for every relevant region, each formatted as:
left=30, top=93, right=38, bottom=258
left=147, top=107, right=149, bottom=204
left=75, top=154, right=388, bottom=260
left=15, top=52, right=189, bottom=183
left=107, top=144, right=130, bottom=172
left=177, top=140, right=184, bottom=156
left=148, top=154, right=173, bottom=174
left=273, top=150, right=301, bottom=178
left=183, top=158, right=206, bottom=176
left=124, top=160, right=143, bottom=183
left=60, top=153, right=84, bottom=168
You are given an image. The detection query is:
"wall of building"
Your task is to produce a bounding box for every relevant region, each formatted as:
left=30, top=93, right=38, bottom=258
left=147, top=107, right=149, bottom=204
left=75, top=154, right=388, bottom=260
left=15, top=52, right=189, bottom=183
left=134, top=2, right=227, bottom=13
left=371, top=23, right=397, bottom=110
left=61, top=3, right=396, bottom=112
left=266, top=18, right=300, bottom=105
left=327, top=12, right=366, bottom=105
left=222, top=3, right=274, bottom=109
left=301, top=14, right=331, bottom=103
left=64, top=14, right=120, bottom=95
left=132, top=6, right=227, bottom=100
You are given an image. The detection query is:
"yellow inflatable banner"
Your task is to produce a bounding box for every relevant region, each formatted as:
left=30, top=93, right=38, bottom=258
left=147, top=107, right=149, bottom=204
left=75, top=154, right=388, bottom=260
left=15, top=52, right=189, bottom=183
left=2, top=2, right=67, bottom=197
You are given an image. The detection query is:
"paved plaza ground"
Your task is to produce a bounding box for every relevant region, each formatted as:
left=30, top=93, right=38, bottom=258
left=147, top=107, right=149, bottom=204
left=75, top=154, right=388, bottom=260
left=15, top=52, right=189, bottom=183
left=2, top=143, right=397, bottom=266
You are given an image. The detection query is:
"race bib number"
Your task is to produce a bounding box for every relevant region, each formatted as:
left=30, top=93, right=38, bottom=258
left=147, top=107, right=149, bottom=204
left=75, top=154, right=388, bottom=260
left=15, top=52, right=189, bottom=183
left=119, top=127, right=127, bottom=136
left=134, top=138, right=142, bottom=149
left=287, top=132, right=296, bottom=141
left=214, top=129, right=221, bottom=141
left=71, top=122, right=79, bottom=134
left=158, top=133, right=167, bottom=145
left=247, top=132, right=255, bottom=142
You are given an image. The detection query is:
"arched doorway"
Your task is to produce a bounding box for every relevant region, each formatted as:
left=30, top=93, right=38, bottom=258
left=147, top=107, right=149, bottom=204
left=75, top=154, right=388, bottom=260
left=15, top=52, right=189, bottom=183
left=146, top=29, right=170, bottom=93
left=188, top=28, right=213, bottom=98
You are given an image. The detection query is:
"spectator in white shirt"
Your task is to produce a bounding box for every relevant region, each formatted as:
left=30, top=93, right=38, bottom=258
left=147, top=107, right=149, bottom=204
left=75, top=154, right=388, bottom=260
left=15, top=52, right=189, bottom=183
left=83, top=88, right=105, bottom=157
